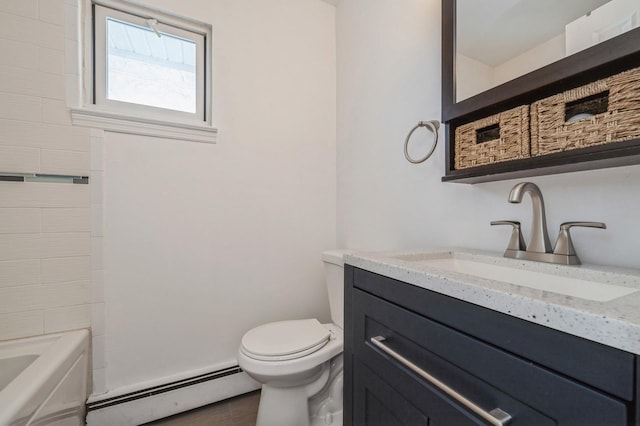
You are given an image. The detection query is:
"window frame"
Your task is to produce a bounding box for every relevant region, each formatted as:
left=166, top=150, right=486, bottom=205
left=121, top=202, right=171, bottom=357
left=72, top=0, right=216, bottom=143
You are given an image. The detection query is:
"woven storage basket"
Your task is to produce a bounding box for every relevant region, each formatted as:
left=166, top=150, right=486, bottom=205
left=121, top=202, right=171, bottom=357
left=531, top=66, right=640, bottom=156
left=454, top=105, right=530, bottom=170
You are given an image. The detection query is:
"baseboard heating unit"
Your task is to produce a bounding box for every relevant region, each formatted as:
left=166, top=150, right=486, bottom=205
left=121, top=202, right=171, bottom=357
left=86, top=366, right=260, bottom=426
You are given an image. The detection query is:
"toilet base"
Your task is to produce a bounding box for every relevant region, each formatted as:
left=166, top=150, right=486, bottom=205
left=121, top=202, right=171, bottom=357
left=254, top=355, right=344, bottom=426
left=257, top=385, right=315, bottom=426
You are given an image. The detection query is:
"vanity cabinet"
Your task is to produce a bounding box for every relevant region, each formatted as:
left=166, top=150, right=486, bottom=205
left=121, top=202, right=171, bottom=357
left=344, top=266, right=639, bottom=425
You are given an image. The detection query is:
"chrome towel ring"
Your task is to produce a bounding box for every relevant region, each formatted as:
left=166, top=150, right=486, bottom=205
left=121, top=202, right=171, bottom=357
left=404, top=120, right=440, bottom=164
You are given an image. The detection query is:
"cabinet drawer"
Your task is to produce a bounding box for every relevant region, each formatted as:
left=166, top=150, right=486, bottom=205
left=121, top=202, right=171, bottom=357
left=353, top=268, right=635, bottom=400
left=353, top=288, right=628, bottom=425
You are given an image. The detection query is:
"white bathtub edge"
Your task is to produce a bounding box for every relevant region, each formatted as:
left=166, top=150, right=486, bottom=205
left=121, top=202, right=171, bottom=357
left=0, top=329, right=90, bottom=425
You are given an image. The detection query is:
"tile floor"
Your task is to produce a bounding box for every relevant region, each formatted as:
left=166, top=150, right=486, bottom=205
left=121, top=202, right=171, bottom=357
left=145, top=391, right=260, bottom=426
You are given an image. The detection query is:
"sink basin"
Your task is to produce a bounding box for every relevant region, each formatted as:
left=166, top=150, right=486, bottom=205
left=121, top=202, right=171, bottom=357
left=393, top=252, right=639, bottom=302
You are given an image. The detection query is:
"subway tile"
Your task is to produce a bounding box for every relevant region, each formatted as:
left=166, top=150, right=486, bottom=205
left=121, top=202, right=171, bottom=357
left=0, top=146, right=40, bottom=174
left=91, top=204, right=103, bottom=236
left=91, top=237, right=103, bottom=270
left=0, top=93, right=41, bottom=122
left=42, top=99, right=71, bottom=125
left=37, top=19, right=65, bottom=51
left=0, top=311, right=43, bottom=341
left=0, top=119, right=90, bottom=151
left=0, top=12, right=39, bottom=45
left=0, top=0, right=38, bottom=19
left=90, top=129, right=104, bottom=138
left=0, top=285, right=43, bottom=314
left=0, top=259, right=40, bottom=288
left=0, top=12, right=64, bottom=51
left=41, top=149, right=90, bottom=175
left=64, top=39, right=79, bottom=75
left=39, top=47, right=65, bottom=75
left=65, top=73, right=80, bottom=109
left=0, top=65, right=66, bottom=100
left=0, top=39, right=39, bottom=70
left=42, top=207, right=90, bottom=233
left=42, top=256, right=90, bottom=283
left=91, top=305, right=105, bottom=337
left=44, top=304, right=91, bottom=333
left=42, top=280, right=92, bottom=308
left=64, top=2, right=79, bottom=41
left=39, top=0, right=65, bottom=26
left=91, top=269, right=104, bottom=302
left=92, top=367, right=107, bottom=396
left=0, top=234, right=43, bottom=261
left=0, top=232, right=90, bottom=261
left=0, top=208, right=41, bottom=234
left=90, top=137, right=104, bottom=171
left=90, top=171, right=103, bottom=205
left=92, top=333, right=106, bottom=368
left=40, top=232, right=91, bottom=258
left=0, top=182, right=89, bottom=208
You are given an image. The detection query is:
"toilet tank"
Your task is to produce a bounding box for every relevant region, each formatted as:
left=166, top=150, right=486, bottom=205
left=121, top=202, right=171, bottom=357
left=322, top=250, right=351, bottom=330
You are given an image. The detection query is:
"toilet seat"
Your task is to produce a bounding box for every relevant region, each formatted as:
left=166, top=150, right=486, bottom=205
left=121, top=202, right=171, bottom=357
left=241, top=319, right=331, bottom=361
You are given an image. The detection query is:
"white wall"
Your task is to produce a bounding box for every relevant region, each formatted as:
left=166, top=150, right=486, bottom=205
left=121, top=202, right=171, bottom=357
left=336, top=0, right=640, bottom=269
left=0, top=0, right=93, bottom=341
left=101, top=0, right=336, bottom=397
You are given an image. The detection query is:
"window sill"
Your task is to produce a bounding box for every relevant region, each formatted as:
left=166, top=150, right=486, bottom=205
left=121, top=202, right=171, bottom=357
left=71, top=108, right=217, bottom=143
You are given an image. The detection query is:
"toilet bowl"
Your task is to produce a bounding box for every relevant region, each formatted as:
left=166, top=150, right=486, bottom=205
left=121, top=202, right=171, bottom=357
left=238, top=250, right=349, bottom=426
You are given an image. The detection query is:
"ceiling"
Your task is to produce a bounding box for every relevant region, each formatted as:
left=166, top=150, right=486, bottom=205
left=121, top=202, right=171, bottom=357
left=456, top=0, right=610, bottom=66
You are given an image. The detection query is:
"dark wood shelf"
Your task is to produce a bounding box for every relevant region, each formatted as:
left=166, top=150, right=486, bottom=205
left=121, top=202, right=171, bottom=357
left=442, top=138, right=640, bottom=184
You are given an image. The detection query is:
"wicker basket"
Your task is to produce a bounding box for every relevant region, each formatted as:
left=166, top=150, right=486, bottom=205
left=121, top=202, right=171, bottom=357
left=454, top=105, right=530, bottom=170
left=531, top=66, right=640, bottom=156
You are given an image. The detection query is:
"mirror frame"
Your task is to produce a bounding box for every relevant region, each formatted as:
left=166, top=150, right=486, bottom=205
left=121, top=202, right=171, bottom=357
left=442, top=0, right=640, bottom=183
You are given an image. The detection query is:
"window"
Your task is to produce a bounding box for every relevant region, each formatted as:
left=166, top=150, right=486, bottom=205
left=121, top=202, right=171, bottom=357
left=72, top=0, right=215, bottom=142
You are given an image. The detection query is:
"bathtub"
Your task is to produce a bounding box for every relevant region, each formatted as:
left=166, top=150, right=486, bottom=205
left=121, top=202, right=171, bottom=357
left=0, top=330, right=90, bottom=426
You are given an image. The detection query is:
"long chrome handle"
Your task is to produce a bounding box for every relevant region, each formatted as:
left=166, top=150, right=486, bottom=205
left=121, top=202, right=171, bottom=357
left=553, top=221, right=607, bottom=256
left=490, top=220, right=526, bottom=251
left=370, top=336, right=512, bottom=426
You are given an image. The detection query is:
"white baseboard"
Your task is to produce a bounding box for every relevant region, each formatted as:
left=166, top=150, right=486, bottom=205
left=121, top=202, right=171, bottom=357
left=86, top=369, right=260, bottom=426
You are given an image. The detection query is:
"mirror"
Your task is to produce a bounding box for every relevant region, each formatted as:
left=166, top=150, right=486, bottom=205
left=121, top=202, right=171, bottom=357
left=456, top=0, right=640, bottom=102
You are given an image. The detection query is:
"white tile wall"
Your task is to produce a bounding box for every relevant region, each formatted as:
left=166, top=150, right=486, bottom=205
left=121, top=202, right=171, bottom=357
left=41, top=149, right=89, bottom=175
left=44, top=304, right=91, bottom=333
left=42, top=208, right=91, bottom=232
left=0, top=183, right=89, bottom=208
left=0, top=209, right=41, bottom=234
left=39, top=47, right=65, bottom=74
left=0, top=0, right=92, bottom=342
left=0, top=93, right=42, bottom=122
left=0, top=260, right=40, bottom=288
left=0, top=119, right=90, bottom=151
left=0, top=146, right=40, bottom=174
left=0, top=311, right=43, bottom=340
left=0, top=39, right=39, bottom=69
left=0, top=0, right=38, bottom=19
left=90, top=128, right=107, bottom=395
left=39, top=0, right=65, bottom=26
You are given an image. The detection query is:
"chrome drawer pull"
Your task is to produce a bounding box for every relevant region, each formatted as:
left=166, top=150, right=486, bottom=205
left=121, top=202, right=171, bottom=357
left=370, top=336, right=512, bottom=426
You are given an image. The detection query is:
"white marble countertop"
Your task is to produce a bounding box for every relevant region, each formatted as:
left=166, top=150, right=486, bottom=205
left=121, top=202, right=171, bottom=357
left=345, top=248, right=640, bottom=355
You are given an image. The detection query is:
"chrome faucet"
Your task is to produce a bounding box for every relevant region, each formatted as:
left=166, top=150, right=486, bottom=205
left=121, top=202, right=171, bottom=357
left=492, top=182, right=606, bottom=265
left=507, top=182, right=552, bottom=253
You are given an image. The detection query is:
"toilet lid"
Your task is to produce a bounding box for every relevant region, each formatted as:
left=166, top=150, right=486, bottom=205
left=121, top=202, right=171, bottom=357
left=241, top=319, right=330, bottom=361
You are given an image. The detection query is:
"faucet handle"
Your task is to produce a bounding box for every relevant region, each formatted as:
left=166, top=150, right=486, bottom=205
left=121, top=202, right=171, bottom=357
left=553, top=222, right=607, bottom=256
left=491, top=220, right=526, bottom=251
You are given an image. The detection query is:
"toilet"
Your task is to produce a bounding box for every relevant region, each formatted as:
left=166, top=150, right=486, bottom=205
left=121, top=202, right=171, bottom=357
left=238, top=250, right=349, bottom=426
